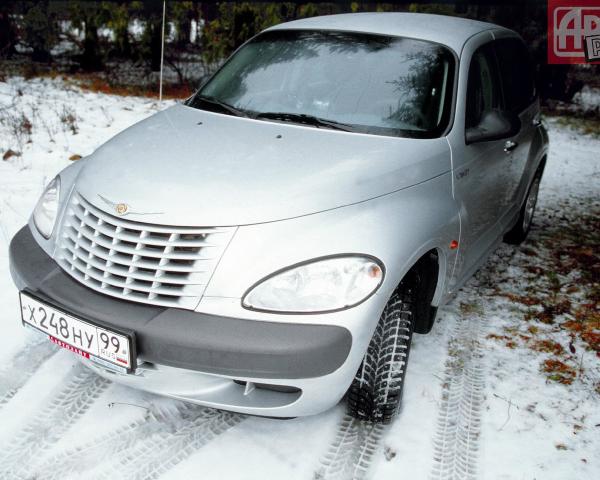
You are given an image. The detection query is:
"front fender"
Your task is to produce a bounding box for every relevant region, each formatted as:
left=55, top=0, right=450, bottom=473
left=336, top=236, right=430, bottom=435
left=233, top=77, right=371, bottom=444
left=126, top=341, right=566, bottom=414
left=203, top=171, right=460, bottom=321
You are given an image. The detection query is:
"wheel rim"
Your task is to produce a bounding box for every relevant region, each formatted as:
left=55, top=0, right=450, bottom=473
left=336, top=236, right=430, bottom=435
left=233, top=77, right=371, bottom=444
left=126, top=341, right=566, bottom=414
left=523, top=177, right=540, bottom=232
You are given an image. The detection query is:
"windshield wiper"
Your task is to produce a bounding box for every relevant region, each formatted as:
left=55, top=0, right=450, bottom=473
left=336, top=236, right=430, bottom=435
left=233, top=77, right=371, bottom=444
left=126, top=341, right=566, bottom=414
left=254, top=112, right=357, bottom=132
left=193, top=95, right=249, bottom=117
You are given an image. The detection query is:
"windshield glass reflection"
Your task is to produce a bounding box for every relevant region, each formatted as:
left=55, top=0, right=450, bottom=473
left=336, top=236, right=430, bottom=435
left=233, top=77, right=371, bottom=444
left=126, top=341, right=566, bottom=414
left=188, top=30, right=455, bottom=138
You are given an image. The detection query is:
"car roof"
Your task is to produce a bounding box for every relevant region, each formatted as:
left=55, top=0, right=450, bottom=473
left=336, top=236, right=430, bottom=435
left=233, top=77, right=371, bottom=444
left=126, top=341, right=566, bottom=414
left=266, top=12, right=515, bottom=55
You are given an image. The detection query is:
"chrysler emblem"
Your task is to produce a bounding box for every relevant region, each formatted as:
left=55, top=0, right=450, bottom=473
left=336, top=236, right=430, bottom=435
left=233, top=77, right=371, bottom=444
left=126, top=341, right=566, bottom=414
left=115, top=203, right=129, bottom=215
left=98, top=195, right=163, bottom=217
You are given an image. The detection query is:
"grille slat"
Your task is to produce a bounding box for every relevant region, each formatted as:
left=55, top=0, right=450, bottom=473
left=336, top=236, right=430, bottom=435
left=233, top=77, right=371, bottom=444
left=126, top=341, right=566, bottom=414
left=57, top=193, right=235, bottom=309
left=63, top=235, right=208, bottom=273
left=66, top=258, right=205, bottom=297
left=72, top=212, right=217, bottom=248
left=65, top=245, right=207, bottom=285
left=63, top=226, right=216, bottom=261
left=77, top=197, right=232, bottom=235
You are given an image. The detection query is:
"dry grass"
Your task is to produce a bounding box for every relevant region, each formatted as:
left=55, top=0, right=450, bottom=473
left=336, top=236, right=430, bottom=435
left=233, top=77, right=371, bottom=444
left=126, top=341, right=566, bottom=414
left=12, top=63, right=194, bottom=100
left=485, top=203, right=599, bottom=390
left=64, top=74, right=193, bottom=100
left=553, top=116, right=600, bottom=138
left=542, top=359, right=577, bottom=385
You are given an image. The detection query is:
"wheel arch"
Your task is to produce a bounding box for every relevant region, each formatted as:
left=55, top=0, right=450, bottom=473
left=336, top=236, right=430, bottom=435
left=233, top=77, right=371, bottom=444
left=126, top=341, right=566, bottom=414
left=390, top=246, right=444, bottom=334
left=518, top=152, right=547, bottom=211
left=537, top=153, right=547, bottom=175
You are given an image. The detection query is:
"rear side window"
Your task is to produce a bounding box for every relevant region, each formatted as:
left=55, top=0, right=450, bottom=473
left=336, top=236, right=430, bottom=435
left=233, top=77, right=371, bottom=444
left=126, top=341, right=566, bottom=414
left=465, top=44, right=502, bottom=129
left=494, top=38, right=535, bottom=114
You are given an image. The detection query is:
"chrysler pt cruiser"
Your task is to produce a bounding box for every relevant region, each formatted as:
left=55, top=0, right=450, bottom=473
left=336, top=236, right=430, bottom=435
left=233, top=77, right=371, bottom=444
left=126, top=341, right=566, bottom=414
left=9, top=13, right=548, bottom=423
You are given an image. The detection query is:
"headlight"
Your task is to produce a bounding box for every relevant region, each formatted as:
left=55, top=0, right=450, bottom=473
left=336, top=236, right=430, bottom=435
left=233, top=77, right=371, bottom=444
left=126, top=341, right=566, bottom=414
left=33, top=176, right=60, bottom=239
left=242, top=256, right=384, bottom=313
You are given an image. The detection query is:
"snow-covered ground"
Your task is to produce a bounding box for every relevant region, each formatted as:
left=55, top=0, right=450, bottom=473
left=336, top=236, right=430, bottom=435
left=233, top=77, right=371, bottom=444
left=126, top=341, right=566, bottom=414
left=0, top=77, right=598, bottom=480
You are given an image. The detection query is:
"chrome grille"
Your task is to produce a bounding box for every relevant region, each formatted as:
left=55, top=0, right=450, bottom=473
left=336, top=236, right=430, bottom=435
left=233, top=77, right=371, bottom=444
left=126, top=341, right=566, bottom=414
left=56, top=193, right=236, bottom=309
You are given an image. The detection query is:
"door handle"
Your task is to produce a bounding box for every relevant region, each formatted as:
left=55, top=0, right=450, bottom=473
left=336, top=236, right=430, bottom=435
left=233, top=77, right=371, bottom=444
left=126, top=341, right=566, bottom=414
left=532, top=116, right=542, bottom=127
left=503, top=140, right=518, bottom=153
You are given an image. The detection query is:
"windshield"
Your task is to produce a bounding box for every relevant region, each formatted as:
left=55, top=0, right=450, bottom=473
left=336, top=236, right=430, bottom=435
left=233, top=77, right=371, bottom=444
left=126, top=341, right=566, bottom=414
left=187, top=30, right=455, bottom=138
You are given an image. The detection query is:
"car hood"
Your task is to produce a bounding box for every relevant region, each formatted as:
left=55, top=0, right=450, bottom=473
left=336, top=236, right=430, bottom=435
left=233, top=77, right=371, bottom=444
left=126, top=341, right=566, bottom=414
left=75, top=104, right=450, bottom=226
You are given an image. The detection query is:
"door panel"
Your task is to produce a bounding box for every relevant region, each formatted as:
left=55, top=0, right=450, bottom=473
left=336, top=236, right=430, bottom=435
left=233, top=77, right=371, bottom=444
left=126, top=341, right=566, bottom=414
left=493, top=38, right=538, bottom=226
left=454, top=42, right=509, bottom=273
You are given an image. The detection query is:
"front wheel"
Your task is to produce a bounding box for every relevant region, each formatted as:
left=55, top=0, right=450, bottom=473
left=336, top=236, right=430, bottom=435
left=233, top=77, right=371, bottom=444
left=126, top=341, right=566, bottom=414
left=347, top=278, right=416, bottom=424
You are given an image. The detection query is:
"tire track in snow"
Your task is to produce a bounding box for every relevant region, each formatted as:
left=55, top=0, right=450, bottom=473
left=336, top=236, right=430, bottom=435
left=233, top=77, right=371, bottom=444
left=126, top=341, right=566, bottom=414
left=430, top=314, right=485, bottom=480
left=0, top=340, right=57, bottom=410
left=32, top=403, right=221, bottom=479
left=0, top=363, right=110, bottom=478
left=84, top=407, right=244, bottom=480
left=315, top=414, right=386, bottom=480
left=30, top=413, right=152, bottom=479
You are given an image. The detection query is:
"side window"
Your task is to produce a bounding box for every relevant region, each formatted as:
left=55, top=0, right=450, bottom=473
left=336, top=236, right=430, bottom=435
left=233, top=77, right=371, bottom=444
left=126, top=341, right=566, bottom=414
left=494, top=38, right=535, bottom=114
left=465, top=44, right=502, bottom=130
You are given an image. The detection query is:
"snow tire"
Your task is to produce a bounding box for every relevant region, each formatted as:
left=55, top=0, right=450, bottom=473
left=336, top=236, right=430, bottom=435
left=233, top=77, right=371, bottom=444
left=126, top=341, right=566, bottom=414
left=347, top=278, right=416, bottom=424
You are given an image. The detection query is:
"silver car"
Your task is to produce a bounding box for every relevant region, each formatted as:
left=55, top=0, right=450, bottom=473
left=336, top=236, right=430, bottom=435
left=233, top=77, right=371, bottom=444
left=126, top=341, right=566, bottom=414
left=9, top=12, right=548, bottom=423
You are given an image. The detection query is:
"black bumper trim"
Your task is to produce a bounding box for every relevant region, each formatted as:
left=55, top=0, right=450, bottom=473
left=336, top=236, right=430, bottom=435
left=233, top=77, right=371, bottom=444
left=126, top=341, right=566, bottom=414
left=9, top=226, right=352, bottom=379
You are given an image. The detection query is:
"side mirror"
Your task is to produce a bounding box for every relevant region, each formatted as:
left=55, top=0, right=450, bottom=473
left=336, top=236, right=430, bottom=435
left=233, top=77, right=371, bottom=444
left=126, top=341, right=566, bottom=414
left=465, top=109, right=521, bottom=144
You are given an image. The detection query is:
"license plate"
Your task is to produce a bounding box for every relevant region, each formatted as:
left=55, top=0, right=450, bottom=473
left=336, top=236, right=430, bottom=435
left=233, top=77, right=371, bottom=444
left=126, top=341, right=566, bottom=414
left=19, top=291, right=135, bottom=373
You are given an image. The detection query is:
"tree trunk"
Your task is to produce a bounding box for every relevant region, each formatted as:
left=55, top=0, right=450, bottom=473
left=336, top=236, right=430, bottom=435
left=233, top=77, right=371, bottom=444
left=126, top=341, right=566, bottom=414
left=81, top=18, right=103, bottom=71
left=176, top=18, right=191, bottom=47
left=0, top=11, right=17, bottom=58
left=150, top=18, right=162, bottom=72
left=31, top=46, right=51, bottom=63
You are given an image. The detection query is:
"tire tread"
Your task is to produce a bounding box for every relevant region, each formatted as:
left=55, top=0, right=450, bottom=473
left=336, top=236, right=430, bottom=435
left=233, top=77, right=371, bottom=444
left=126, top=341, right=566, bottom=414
left=347, top=282, right=416, bottom=424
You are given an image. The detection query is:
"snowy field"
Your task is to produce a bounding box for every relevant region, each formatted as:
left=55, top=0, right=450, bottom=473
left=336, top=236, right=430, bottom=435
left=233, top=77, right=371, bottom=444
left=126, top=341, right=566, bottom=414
left=0, top=77, right=598, bottom=480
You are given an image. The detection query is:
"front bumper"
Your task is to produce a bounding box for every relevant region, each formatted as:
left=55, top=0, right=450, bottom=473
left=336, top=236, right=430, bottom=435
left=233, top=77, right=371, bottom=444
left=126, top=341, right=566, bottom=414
left=9, top=226, right=361, bottom=417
